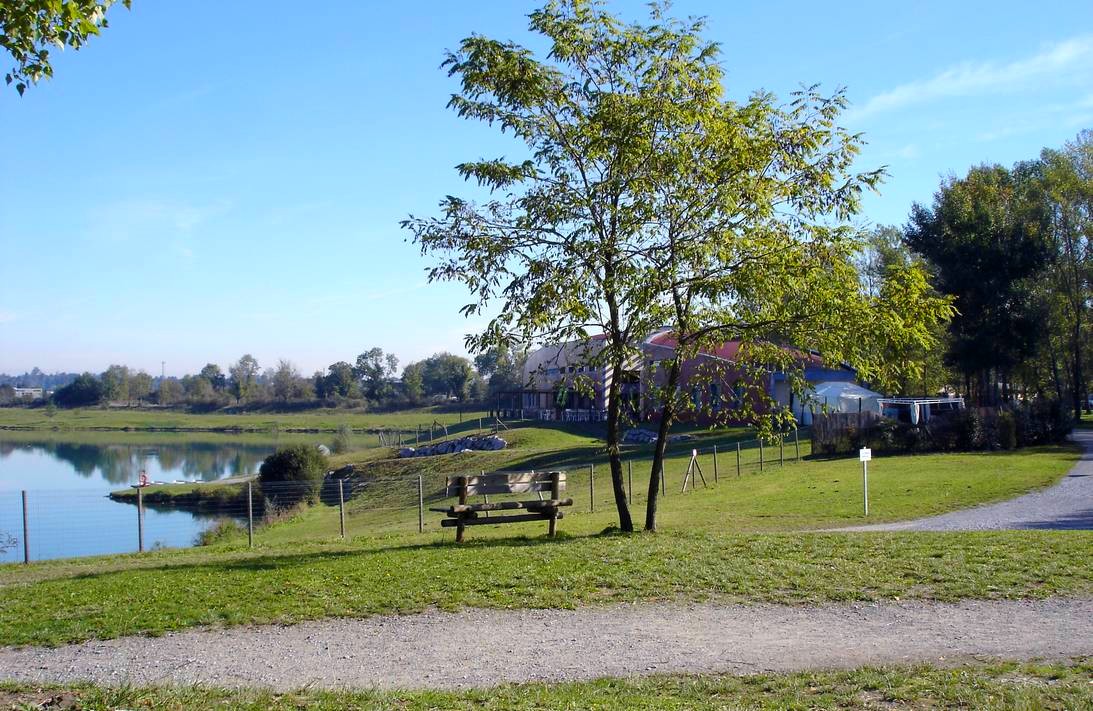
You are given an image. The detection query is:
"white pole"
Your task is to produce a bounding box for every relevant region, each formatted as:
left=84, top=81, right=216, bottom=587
left=863, top=459, right=869, bottom=516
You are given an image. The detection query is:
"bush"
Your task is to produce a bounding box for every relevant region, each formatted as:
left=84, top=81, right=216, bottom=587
left=332, top=424, right=353, bottom=455
left=258, top=444, right=329, bottom=508
left=195, top=519, right=245, bottom=546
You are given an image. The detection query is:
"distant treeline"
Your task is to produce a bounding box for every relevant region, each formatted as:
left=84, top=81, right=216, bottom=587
left=3, top=346, right=527, bottom=411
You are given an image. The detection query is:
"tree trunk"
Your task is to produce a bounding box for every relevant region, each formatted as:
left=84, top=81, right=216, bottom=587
left=645, top=359, right=681, bottom=532
left=1071, top=319, right=1084, bottom=421
left=605, top=354, right=634, bottom=532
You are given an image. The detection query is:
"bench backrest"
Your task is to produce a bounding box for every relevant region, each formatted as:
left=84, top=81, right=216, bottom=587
left=445, top=471, right=566, bottom=497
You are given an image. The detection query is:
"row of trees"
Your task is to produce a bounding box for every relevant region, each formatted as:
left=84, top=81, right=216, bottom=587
left=39, top=347, right=527, bottom=410
left=862, top=131, right=1091, bottom=419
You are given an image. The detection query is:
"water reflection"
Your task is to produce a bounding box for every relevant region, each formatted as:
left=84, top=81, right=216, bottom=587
left=0, top=439, right=274, bottom=485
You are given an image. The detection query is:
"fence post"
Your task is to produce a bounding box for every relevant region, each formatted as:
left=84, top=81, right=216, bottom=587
left=794, top=428, right=800, bottom=461
left=713, top=445, right=719, bottom=483
left=589, top=464, right=595, bottom=512
left=627, top=460, right=633, bottom=503
left=338, top=479, right=346, bottom=539
left=779, top=438, right=784, bottom=466
left=137, top=486, right=145, bottom=553
left=478, top=417, right=483, bottom=434
left=417, top=475, right=424, bottom=533
left=417, top=424, right=421, bottom=443
left=21, top=490, right=29, bottom=565
left=247, top=481, right=254, bottom=548
left=430, top=423, right=435, bottom=442
left=736, top=442, right=741, bottom=477
left=760, top=440, right=765, bottom=472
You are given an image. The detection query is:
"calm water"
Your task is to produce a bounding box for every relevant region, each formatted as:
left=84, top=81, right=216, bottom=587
left=0, top=433, right=319, bottom=563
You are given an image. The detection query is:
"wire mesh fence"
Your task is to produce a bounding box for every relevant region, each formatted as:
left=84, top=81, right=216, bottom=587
left=1, top=429, right=812, bottom=564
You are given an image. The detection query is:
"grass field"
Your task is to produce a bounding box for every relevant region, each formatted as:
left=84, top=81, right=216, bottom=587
left=2, top=659, right=1091, bottom=709
left=1, top=528, right=1090, bottom=646
left=0, top=405, right=489, bottom=433
left=2, top=415, right=1086, bottom=648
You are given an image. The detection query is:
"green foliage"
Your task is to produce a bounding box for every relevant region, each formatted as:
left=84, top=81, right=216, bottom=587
left=99, top=364, right=130, bottom=402
left=354, top=348, right=399, bottom=400
left=404, top=0, right=951, bottom=531
left=198, top=363, right=227, bottom=391
left=1, top=0, right=130, bottom=94
left=229, top=354, right=260, bottom=403
left=258, top=444, right=329, bottom=508
left=906, top=164, right=1053, bottom=403
left=51, top=372, right=103, bottom=408
left=195, top=518, right=246, bottom=546
left=331, top=424, right=352, bottom=454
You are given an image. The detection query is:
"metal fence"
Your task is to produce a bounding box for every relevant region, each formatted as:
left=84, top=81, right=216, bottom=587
left=1, top=429, right=810, bottom=564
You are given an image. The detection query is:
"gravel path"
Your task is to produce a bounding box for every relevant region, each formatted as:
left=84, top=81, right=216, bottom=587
left=838, top=429, right=1093, bottom=532
left=0, top=598, right=1090, bottom=690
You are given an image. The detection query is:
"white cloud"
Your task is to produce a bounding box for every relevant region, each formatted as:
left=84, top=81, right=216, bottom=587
left=849, top=36, right=1093, bottom=120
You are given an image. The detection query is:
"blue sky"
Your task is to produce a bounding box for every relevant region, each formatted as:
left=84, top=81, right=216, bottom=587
left=2, top=0, right=1092, bottom=376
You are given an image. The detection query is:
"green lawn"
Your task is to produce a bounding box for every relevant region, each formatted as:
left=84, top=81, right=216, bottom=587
left=2, top=659, right=1091, bottom=709
left=243, top=427, right=1080, bottom=544
left=0, top=405, right=489, bottom=433
left=1, top=529, right=1090, bottom=646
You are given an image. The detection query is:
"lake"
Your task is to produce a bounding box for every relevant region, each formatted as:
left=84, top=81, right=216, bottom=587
left=0, top=431, right=324, bottom=563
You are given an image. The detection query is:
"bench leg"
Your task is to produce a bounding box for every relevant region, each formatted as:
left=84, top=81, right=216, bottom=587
left=456, top=520, right=465, bottom=543
left=548, top=511, right=557, bottom=537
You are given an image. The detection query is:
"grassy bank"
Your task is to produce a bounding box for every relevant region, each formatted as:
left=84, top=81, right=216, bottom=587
left=0, top=405, right=489, bottom=433
left=3, top=659, right=1091, bottom=709
left=1, top=529, right=1090, bottom=646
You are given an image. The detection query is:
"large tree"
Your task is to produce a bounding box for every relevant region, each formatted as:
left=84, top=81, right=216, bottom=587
left=905, top=164, right=1052, bottom=405
left=228, top=354, right=260, bottom=403
left=1040, top=132, right=1093, bottom=419
left=354, top=348, right=399, bottom=401
left=1, top=0, right=130, bottom=94
left=404, top=0, right=947, bottom=531
left=405, top=0, right=724, bottom=531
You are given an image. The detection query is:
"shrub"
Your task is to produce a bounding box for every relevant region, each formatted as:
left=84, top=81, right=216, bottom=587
left=997, top=411, right=1017, bottom=450
left=258, top=444, right=329, bottom=508
left=332, top=424, right=353, bottom=455
left=195, top=519, right=245, bottom=546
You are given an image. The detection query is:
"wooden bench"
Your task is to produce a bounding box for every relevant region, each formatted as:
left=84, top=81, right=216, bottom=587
left=431, top=471, right=571, bottom=542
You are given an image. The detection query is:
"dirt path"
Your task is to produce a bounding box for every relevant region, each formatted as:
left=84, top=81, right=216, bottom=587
left=838, top=430, right=1093, bottom=532
left=0, top=598, right=1089, bottom=690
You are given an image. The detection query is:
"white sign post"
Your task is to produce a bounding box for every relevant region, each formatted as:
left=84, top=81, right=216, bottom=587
left=859, top=448, right=872, bottom=516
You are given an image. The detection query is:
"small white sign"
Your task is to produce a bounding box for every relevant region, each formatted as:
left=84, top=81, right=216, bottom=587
left=859, top=448, right=872, bottom=462
left=692, top=449, right=698, bottom=458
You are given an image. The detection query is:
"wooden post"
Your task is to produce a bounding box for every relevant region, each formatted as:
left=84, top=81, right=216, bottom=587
left=549, top=472, right=560, bottom=537
left=456, top=476, right=468, bottom=543
left=794, top=428, right=800, bottom=461
left=779, top=438, right=784, bottom=466
left=589, top=464, right=594, bottom=512
left=417, top=424, right=421, bottom=443
left=338, top=479, right=346, bottom=539
left=247, top=481, right=254, bottom=548
left=21, top=490, right=29, bottom=564
left=627, top=460, right=633, bottom=503
left=760, top=440, right=765, bottom=472
left=417, top=475, right=424, bottom=533
left=713, top=445, right=719, bottom=483
left=137, top=486, right=144, bottom=553
left=430, top=423, right=434, bottom=442
left=478, top=417, right=483, bottom=434
left=736, top=442, right=741, bottom=477
left=481, top=470, right=488, bottom=518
